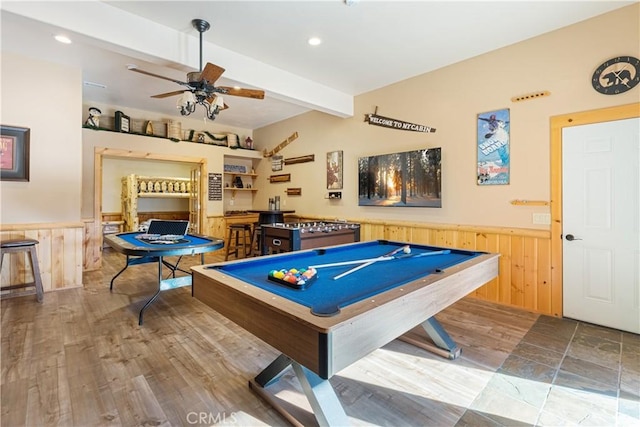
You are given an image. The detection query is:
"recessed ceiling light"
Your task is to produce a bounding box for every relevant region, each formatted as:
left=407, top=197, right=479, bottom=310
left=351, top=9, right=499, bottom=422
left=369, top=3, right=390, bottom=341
left=54, top=34, right=71, bottom=44
left=308, top=37, right=322, bottom=46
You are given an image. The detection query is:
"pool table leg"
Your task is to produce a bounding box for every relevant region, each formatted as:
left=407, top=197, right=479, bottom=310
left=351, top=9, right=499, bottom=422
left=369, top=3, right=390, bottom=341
left=250, top=354, right=349, bottom=427
left=291, top=361, right=349, bottom=427
left=399, top=316, right=461, bottom=360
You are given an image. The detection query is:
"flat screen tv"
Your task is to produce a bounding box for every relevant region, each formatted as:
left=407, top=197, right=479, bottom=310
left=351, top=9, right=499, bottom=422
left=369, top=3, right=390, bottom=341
left=358, top=147, right=441, bottom=207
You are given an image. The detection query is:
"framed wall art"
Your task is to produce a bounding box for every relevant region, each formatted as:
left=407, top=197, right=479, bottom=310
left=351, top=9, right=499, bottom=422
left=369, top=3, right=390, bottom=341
left=0, top=125, right=30, bottom=181
left=477, top=108, right=510, bottom=185
left=358, top=147, right=441, bottom=207
left=327, top=150, right=343, bottom=190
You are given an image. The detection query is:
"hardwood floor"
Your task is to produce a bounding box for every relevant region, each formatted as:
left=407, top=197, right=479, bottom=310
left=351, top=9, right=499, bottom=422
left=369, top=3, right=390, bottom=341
left=1, top=248, right=638, bottom=426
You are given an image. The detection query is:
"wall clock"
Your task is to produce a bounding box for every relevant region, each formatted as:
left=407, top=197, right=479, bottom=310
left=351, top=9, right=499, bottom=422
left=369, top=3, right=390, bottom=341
left=591, top=56, right=640, bottom=95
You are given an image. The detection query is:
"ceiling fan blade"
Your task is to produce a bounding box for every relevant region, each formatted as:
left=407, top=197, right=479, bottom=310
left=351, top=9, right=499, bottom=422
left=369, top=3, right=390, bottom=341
left=199, top=63, right=225, bottom=84
left=151, top=90, right=187, bottom=99
left=128, top=65, right=191, bottom=87
left=218, top=86, right=265, bottom=99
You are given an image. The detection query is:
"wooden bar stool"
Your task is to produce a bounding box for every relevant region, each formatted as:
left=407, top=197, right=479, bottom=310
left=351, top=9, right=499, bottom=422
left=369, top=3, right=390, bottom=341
left=0, top=238, right=44, bottom=302
left=224, top=223, right=253, bottom=260
left=250, top=222, right=262, bottom=257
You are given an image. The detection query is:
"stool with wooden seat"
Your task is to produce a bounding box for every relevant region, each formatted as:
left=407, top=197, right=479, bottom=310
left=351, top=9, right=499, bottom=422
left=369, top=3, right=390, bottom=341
left=250, top=221, right=262, bottom=257
left=224, top=223, right=253, bottom=261
left=0, top=238, right=44, bottom=302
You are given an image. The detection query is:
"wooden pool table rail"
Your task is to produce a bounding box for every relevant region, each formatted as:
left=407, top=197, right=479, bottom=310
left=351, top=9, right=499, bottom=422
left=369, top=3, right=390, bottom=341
left=192, top=249, right=499, bottom=378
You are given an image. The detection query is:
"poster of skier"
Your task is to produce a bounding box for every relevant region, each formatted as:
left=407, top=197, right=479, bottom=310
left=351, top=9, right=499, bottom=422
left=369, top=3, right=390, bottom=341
left=477, top=108, right=510, bottom=185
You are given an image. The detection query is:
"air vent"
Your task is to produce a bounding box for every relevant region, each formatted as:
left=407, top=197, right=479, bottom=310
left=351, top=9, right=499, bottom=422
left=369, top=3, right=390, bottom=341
left=511, top=90, right=550, bottom=102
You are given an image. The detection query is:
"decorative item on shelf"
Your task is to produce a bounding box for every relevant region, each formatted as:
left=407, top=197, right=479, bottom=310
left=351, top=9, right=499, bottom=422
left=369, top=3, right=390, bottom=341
left=245, top=136, right=253, bottom=149
left=224, top=164, right=247, bottom=173
left=84, top=107, right=101, bottom=128
left=167, top=120, right=182, bottom=141
left=145, top=121, right=154, bottom=135
left=114, top=111, right=130, bottom=133
left=197, top=133, right=205, bottom=143
left=233, top=176, right=244, bottom=188
left=227, top=133, right=241, bottom=149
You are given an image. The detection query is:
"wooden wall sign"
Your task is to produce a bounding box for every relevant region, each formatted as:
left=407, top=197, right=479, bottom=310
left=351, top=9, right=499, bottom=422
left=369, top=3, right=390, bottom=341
left=365, top=111, right=436, bottom=133
left=263, top=132, right=299, bottom=158
left=286, top=188, right=302, bottom=196
left=284, top=154, right=315, bottom=165
left=269, top=173, right=291, bottom=183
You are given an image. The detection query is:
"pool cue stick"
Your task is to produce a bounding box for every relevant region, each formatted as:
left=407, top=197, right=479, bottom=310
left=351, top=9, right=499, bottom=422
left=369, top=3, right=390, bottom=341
left=333, top=245, right=410, bottom=280
left=309, top=249, right=450, bottom=270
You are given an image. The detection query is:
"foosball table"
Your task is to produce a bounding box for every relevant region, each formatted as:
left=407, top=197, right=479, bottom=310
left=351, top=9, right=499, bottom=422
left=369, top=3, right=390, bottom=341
left=261, top=221, right=360, bottom=255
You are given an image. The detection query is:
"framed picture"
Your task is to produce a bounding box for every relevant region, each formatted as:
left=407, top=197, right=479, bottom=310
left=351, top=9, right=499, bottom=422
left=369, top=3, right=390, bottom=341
left=271, top=155, right=283, bottom=171
left=115, top=111, right=130, bottom=133
left=0, top=125, right=30, bottom=181
left=327, top=150, right=343, bottom=189
left=358, top=148, right=441, bottom=207
left=477, top=108, right=510, bottom=185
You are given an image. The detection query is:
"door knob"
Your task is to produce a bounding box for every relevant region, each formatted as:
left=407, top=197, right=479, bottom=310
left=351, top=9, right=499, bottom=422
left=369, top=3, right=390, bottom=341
left=565, top=234, right=582, bottom=241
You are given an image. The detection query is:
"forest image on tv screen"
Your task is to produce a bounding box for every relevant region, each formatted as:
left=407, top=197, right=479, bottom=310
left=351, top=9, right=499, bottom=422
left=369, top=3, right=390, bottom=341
left=358, top=147, right=441, bottom=207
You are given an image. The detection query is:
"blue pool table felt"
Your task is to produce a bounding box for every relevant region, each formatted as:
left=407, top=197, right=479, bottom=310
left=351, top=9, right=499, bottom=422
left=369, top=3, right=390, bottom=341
left=208, top=240, right=483, bottom=316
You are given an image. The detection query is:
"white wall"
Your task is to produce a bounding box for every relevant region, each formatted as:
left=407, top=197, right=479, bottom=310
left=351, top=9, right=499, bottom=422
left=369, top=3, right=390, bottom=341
left=1, top=52, right=82, bottom=224
left=253, top=4, right=640, bottom=229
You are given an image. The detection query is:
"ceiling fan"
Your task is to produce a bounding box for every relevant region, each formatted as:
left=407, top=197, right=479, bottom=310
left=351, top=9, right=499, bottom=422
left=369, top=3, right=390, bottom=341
left=127, top=18, right=265, bottom=120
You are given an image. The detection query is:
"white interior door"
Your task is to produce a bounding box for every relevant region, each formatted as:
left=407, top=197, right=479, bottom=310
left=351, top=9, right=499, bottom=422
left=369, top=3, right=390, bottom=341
left=562, top=117, right=639, bottom=333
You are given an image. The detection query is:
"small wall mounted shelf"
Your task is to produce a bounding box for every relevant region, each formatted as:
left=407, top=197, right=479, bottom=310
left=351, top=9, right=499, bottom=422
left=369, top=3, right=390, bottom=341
left=510, top=199, right=550, bottom=206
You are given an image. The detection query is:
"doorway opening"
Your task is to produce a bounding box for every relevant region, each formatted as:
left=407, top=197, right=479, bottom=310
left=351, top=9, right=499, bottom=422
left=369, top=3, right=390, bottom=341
left=93, top=147, right=207, bottom=268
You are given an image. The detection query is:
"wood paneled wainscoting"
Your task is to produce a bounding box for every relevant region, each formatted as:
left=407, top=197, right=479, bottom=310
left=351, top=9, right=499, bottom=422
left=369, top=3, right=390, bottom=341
left=298, top=216, right=556, bottom=317
left=102, top=214, right=555, bottom=317
left=0, top=222, right=84, bottom=293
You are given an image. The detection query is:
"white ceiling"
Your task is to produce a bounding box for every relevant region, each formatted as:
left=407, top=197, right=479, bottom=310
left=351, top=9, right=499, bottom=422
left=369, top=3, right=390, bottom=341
left=1, top=1, right=635, bottom=129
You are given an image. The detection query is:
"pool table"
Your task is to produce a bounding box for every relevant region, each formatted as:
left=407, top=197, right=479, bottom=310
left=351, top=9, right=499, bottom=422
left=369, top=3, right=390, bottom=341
left=105, top=232, right=223, bottom=325
left=192, top=240, right=499, bottom=426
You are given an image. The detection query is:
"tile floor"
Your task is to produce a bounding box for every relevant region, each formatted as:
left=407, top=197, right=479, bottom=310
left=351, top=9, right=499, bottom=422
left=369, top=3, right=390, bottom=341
left=458, top=315, right=640, bottom=426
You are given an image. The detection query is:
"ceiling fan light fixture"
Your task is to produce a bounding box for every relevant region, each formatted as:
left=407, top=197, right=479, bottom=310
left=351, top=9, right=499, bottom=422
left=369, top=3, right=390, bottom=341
left=177, top=91, right=197, bottom=116
left=130, top=18, right=264, bottom=121
left=308, top=37, right=322, bottom=46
